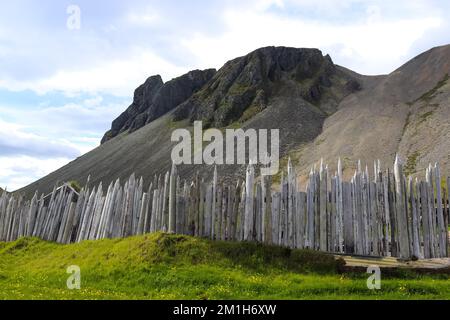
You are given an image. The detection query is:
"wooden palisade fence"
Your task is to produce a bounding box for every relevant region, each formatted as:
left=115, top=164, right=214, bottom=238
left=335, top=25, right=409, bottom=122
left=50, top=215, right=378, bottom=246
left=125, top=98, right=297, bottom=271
left=0, top=156, right=448, bottom=260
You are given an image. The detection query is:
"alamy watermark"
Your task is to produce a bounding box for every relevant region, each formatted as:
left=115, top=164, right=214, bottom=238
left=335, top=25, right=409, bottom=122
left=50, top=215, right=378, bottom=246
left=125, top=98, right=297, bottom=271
left=366, top=265, right=381, bottom=290
left=66, top=5, right=81, bottom=30
left=66, top=265, right=81, bottom=290
left=171, top=121, right=280, bottom=176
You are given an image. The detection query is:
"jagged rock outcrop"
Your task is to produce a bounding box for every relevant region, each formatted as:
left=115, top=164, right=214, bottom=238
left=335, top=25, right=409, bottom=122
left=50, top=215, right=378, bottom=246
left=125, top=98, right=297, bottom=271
left=102, top=69, right=216, bottom=143
left=173, top=47, right=360, bottom=127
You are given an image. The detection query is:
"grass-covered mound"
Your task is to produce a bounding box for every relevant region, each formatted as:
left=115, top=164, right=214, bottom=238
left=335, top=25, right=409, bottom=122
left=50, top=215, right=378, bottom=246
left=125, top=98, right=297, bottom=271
left=0, top=233, right=448, bottom=300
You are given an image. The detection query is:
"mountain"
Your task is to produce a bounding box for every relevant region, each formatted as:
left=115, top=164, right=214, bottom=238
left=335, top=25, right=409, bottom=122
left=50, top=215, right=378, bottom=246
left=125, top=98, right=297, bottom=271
left=17, top=45, right=450, bottom=198
left=172, top=47, right=359, bottom=127
left=293, top=44, right=450, bottom=184
left=101, top=69, right=216, bottom=143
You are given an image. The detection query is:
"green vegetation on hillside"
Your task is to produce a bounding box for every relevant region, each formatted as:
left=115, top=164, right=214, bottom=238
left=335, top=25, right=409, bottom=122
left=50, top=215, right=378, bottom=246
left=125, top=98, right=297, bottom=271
left=404, top=151, right=420, bottom=176
left=0, top=233, right=448, bottom=300
left=68, top=181, right=82, bottom=193
left=416, top=73, right=449, bottom=103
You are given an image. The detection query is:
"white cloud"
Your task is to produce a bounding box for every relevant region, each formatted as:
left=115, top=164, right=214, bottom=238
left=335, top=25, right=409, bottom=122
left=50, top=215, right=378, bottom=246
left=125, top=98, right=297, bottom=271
left=0, top=156, right=72, bottom=191
left=83, top=95, right=104, bottom=107
left=0, top=95, right=127, bottom=191
left=0, top=97, right=125, bottom=189
left=181, top=5, right=443, bottom=75
left=125, top=5, right=162, bottom=26
left=0, top=48, right=187, bottom=96
left=0, top=98, right=125, bottom=135
left=0, top=119, right=80, bottom=159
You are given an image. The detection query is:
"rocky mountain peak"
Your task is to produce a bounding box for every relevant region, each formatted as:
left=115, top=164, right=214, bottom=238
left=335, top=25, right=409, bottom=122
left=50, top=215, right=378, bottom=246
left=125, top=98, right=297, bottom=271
left=173, top=46, right=357, bottom=127
left=101, top=69, right=216, bottom=144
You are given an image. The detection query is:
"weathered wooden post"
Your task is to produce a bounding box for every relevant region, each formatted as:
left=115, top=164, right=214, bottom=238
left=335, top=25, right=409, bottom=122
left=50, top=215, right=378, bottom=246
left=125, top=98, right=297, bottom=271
left=409, top=177, right=420, bottom=258
left=434, top=163, right=447, bottom=257
left=313, top=167, right=320, bottom=250
left=404, top=175, right=413, bottom=257
left=394, top=156, right=411, bottom=259
left=202, top=181, right=211, bottom=237
left=211, top=166, right=217, bottom=239
left=96, top=182, right=113, bottom=239
left=336, top=158, right=344, bottom=252
left=262, top=174, right=272, bottom=244
left=161, top=171, right=170, bottom=232
left=216, top=182, right=223, bottom=240
left=329, top=176, right=336, bottom=251
left=227, top=183, right=234, bottom=241
left=244, top=164, right=254, bottom=241
left=62, top=202, right=77, bottom=244
left=447, top=176, right=450, bottom=256
left=150, top=189, right=158, bottom=233
left=376, top=164, right=388, bottom=256
left=287, top=159, right=295, bottom=247
left=192, top=172, right=199, bottom=236
left=426, top=166, right=436, bottom=257
left=26, top=192, right=38, bottom=237
left=306, top=168, right=315, bottom=249
left=187, top=180, right=196, bottom=236
left=296, top=190, right=306, bottom=249
left=254, top=182, right=261, bottom=242
left=342, top=181, right=354, bottom=253
left=261, top=173, right=267, bottom=243
left=353, top=164, right=363, bottom=255
left=319, top=159, right=327, bottom=251
left=131, top=177, right=143, bottom=235
left=199, top=178, right=206, bottom=237
left=363, top=167, right=370, bottom=255
left=420, top=180, right=431, bottom=258
left=326, top=166, right=332, bottom=251
left=176, top=180, right=187, bottom=234
left=369, top=179, right=379, bottom=256
left=175, top=175, right=183, bottom=234
left=137, top=193, right=149, bottom=235
left=143, top=182, right=153, bottom=234
left=238, top=181, right=246, bottom=241
left=271, top=192, right=280, bottom=245
left=77, top=187, right=96, bottom=242
left=374, top=160, right=383, bottom=255
left=280, top=173, right=287, bottom=246
left=230, top=180, right=241, bottom=241
left=168, top=163, right=177, bottom=233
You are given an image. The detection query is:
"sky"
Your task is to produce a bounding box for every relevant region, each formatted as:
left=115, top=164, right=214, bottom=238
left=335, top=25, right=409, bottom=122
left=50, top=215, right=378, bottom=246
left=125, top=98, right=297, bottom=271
left=0, top=0, right=449, bottom=191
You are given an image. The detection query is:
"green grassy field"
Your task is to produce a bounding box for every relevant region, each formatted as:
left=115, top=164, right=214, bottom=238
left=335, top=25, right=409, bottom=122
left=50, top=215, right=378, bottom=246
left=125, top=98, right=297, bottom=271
left=0, top=233, right=448, bottom=300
